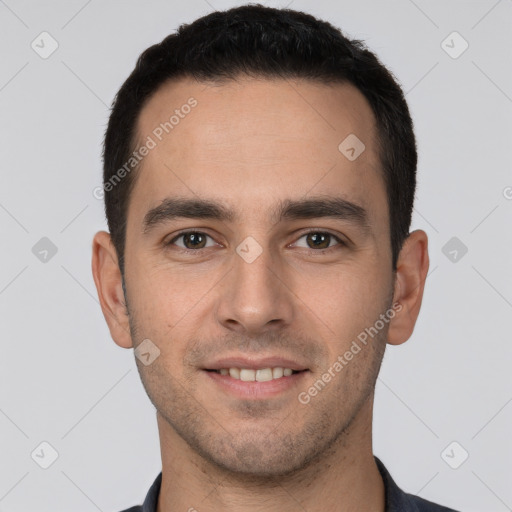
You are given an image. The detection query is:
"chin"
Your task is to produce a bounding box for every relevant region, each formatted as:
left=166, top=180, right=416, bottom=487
left=197, top=432, right=319, bottom=479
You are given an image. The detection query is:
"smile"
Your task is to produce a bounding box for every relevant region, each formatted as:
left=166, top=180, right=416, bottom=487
left=210, top=367, right=301, bottom=382
left=204, top=367, right=309, bottom=399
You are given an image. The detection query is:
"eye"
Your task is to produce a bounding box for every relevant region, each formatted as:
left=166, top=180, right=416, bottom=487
left=166, top=231, right=217, bottom=251
left=164, top=229, right=346, bottom=253
left=292, top=231, right=345, bottom=251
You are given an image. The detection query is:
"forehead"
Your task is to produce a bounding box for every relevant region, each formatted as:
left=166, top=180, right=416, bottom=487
left=129, top=76, right=386, bottom=233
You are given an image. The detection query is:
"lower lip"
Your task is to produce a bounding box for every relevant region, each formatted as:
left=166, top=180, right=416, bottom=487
left=203, top=370, right=308, bottom=399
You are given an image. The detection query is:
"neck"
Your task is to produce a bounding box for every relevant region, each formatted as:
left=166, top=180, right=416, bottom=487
left=156, top=395, right=385, bottom=512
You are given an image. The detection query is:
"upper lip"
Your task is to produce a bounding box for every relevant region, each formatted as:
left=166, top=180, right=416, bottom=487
left=203, top=356, right=309, bottom=371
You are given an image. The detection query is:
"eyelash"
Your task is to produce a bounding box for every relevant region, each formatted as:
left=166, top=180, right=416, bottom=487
left=164, top=229, right=347, bottom=254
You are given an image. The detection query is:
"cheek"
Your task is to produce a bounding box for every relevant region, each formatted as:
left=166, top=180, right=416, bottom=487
left=311, top=263, right=381, bottom=310
left=299, top=264, right=389, bottom=349
left=130, top=263, right=210, bottom=324
left=128, top=268, right=214, bottom=363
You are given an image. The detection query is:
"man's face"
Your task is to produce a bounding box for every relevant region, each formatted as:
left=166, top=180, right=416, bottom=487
left=123, top=77, right=395, bottom=476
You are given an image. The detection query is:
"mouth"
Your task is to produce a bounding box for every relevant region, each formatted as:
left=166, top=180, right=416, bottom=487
left=205, top=367, right=305, bottom=382
left=201, top=357, right=310, bottom=399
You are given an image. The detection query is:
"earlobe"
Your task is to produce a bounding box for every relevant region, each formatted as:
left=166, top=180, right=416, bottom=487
left=91, top=230, right=133, bottom=349
left=387, top=230, right=429, bottom=346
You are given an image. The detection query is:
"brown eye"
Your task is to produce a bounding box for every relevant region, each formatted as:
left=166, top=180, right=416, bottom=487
left=167, top=231, right=214, bottom=250
left=294, top=231, right=344, bottom=251
left=306, top=232, right=331, bottom=249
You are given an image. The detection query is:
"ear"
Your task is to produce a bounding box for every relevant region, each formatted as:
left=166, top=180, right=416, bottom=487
left=387, top=229, right=429, bottom=345
left=91, top=230, right=133, bottom=349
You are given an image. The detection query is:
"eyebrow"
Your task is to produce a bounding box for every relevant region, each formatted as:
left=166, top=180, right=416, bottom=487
left=142, top=196, right=371, bottom=235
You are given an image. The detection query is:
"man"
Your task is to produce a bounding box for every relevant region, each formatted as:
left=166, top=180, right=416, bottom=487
left=92, top=4, right=459, bottom=511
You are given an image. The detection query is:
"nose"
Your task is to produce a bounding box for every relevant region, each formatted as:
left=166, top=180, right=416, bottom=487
left=215, top=239, right=295, bottom=336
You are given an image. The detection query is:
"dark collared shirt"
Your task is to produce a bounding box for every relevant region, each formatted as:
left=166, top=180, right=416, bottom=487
left=118, top=456, right=459, bottom=512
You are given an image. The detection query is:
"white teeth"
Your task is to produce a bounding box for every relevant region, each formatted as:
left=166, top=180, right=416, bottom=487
left=272, top=367, right=284, bottom=379
left=240, top=369, right=256, bottom=382
left=218, top=367, right=298, bottom=381
left=256, top=368, right=273, bottom=382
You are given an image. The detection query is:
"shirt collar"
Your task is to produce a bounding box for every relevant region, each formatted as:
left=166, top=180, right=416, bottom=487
left=141, top=470, right=161, bottom=512
left=374, top=455, right=421, bottom=511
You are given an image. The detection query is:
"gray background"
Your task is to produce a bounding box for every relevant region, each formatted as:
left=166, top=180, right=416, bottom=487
left=1, top=0, right=511, bottom=511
